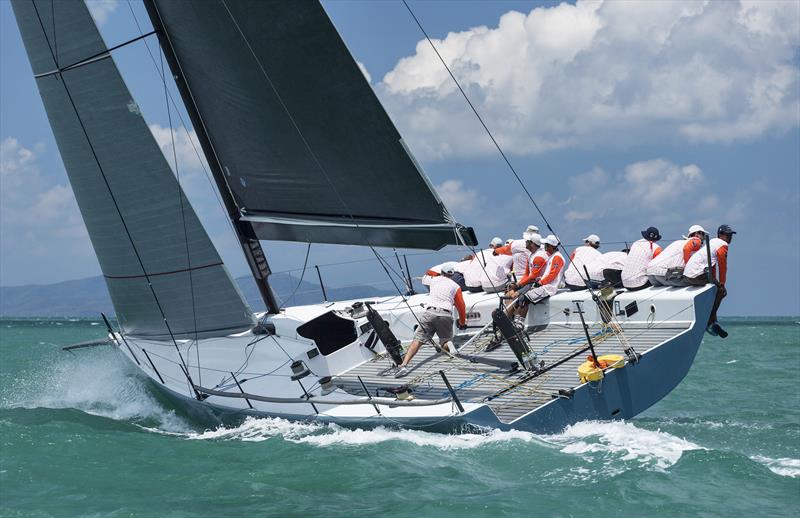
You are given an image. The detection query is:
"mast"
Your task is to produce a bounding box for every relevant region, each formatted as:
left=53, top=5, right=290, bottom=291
left=144, top=0, right=280, bottom=314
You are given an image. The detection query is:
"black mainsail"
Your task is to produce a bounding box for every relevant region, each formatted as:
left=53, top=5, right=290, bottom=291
left=144, top=0, right=477, bottom=251
left=12, top=0, right=255, bottom=339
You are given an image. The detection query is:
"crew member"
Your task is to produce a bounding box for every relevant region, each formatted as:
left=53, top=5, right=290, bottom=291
left=480, top=251, right=513, bottom=293
left=621, top=227, right=662, bottom=290
left=508, top=233, right=546, bottom=291
left=565, top=234, right=602, bottom=290
left=396, top=262, right=467, bottom=377
left=585, top=249, right=629, bottom=287
left=506, top=235, right=565, bottom=329
left=683, top=224, right=735, bottom=337
left=646, top=225, right=705, bottom=287
left=463, top=240, right=504, bottom=293
left=493, top=232, right=536, bottom=281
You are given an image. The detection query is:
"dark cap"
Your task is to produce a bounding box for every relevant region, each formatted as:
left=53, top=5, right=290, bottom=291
left=717, top=224, right=737, bottom=235
left=641, top=226, right=661, bottom=241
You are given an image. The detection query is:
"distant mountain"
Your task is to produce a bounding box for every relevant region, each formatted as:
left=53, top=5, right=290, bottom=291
left=0, top=273, right=393, bottom=317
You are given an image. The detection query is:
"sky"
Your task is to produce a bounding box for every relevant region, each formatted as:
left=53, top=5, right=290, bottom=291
left=1, top=0, right=799, bottom=316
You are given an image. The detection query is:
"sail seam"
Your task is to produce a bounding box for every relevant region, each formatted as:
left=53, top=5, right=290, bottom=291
left=34, top=53, right=109, bottom=77
left=103, top=261, right=224, bottom=280
left=33, top=29, right=157, bottom=79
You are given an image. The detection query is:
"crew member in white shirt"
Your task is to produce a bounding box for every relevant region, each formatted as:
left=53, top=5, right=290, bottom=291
left=646, top=225, right=706, bottom=287
left=396, top=262, right=467, bottom=377
left=493, top=232, right=537, bottom=282
left=480, top=251, right=513, bottom=293
left=506, top=235, right=565, bottom=329
left=621, top=226, right=662, bottom=291
left=464, top=237, right=506, bottom=293
left=585, top=250, right=629, bottom=287
left=683, top=224, right=735, bottom=337
left=565, top=234, right=602, bottom=290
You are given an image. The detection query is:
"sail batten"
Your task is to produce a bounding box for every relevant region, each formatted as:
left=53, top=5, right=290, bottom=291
left=13, top=0, right=255, bottom=339
left=144, top=0, right=477, bottom=250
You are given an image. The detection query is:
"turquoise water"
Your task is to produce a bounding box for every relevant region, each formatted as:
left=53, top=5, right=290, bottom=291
left=1, top=317, right=798, bottom=517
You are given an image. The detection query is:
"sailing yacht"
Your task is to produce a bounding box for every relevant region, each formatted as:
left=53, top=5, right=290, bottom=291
left=13, top=0, right=716, bottom=433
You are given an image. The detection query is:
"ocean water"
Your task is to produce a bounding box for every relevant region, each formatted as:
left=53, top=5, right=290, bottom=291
left=0, top=317, right=798, bottom=517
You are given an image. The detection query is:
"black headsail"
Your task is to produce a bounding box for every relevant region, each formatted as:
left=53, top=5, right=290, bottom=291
left=12, top=0, right=255, bottom=339
left=143, top=0, right=477, bottom=254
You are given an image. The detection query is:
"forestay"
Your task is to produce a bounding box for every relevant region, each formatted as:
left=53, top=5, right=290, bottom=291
left=12, top=0, right=255, bottom=339
left=144, top=0, right=476, bottom=250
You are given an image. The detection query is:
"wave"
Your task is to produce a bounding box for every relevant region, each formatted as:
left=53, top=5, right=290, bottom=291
left=1, top=349, right=191, bottom=433
left=751, top=456, right=800, bottom=478
left=180, top=416, right=541, bottom=449
left=542, top=420, right=705, bottom=472
left=174, top=416, right=704, bottom=478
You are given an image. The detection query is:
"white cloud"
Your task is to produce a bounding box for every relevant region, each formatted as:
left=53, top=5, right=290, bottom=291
left=566, top=158, right=707, bottom=220
left=378, top=0, right=800, bottom=159
left=148, top=123, right=209, bottom=177
left=86, top=0, right=118, bottom=27
left=356, top=61, right=372, bottom=83
left=557, top=158, right=758, bottom=237
left=0, top=138, right=93, bottom=281
left=435, top=179, right=480, bottom=219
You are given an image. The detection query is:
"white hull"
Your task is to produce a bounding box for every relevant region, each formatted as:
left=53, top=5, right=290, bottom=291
left=112, top=285, right=715, bottom=433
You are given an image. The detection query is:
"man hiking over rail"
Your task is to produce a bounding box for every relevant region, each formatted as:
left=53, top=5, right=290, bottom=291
left=683, top=224, right=735, bottom=338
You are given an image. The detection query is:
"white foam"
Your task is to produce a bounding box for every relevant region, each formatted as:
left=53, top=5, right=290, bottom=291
left=2, top=349, right=191, bottom=433
left=294, top=425, right=537, bottom=449
left=187, top=417, right=322, bottom=442
left=752, top=456, right=800, bottom=477
left=726, top=360, right=738, bottom=364
left=543, top=420, right=705, bottom=471
left=183, top=416, right=539, bottom=449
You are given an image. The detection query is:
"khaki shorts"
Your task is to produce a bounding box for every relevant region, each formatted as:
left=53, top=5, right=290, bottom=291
left=524, top=286, right=551, bottom=304
left=413, top=308, right=454, bottom=344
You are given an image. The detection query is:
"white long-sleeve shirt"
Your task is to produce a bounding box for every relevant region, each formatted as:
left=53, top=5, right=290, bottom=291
left=622, top=239, right=662, bottom=288
left=565, top=245, right=602, bottom=286
left=480, top=253, right=512, bottom=290
left=586, top=251, right=628, bottom=281
left=463, top=248, right=493, bottom=288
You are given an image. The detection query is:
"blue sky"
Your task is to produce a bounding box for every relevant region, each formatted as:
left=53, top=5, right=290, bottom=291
left=1, top=0, right=798, bottom=316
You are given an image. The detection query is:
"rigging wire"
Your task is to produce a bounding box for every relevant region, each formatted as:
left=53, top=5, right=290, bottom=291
left=158, top=39, right=201, bottom=384
left=282, top=243, right=312, bottom=307
left=30, top=1, right=200, bottom=396
left=397, top=1, right=649, bottom=351
left=124, top=1, right=241, bottom=249
left=400, top=0, right=593, bottom=288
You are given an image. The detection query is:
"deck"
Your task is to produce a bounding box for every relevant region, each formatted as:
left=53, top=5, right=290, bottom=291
left=334, top=322, right=689, bottom=423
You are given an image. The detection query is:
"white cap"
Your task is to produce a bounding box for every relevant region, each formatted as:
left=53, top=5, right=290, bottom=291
left=524, top=232, right=542, bottom=246
left=687, top=224, right=707, bottom=235
left=541, top=234, right=560, bottom=247
left=490, top=237, right=503, bottom=247
left=584, top=234, right=600, bottom=244
left=526, top=225, right=540, bottom=234
left=440, top=262, right=458, bottom=275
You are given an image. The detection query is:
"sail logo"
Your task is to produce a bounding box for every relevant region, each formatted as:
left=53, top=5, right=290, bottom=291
left=127, top=100, right=141, bottom=116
